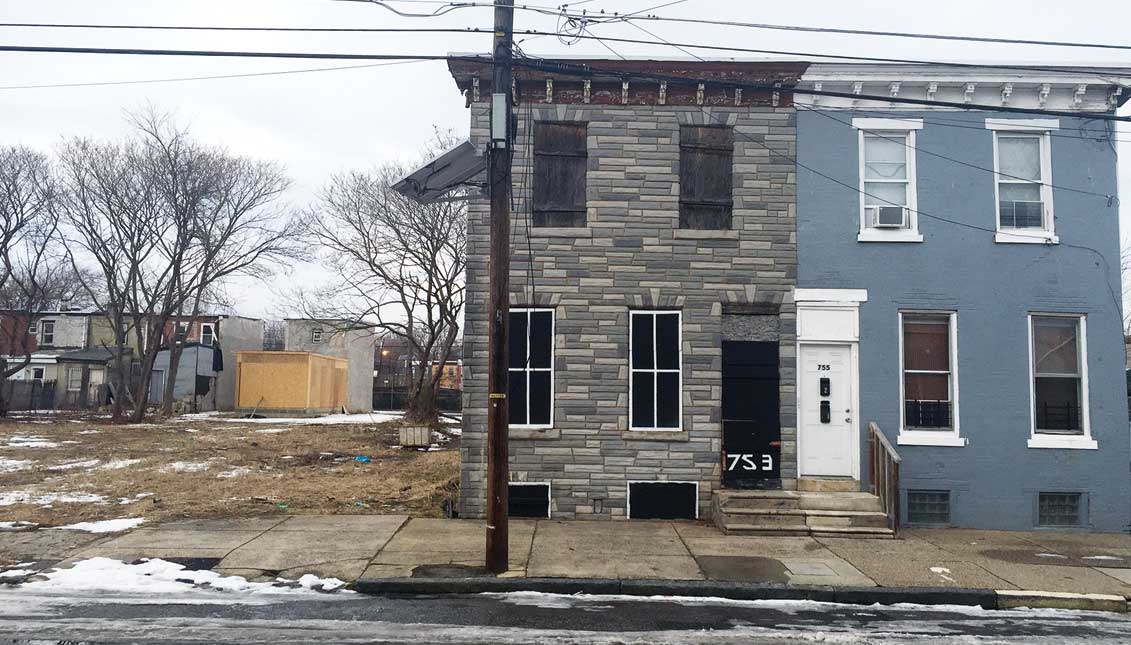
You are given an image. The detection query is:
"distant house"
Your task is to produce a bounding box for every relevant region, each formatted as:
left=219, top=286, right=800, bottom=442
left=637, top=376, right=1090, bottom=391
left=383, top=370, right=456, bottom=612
left=284, top=319, right=375, bottom=412
left=150, top=343, right=223, bottom=412
left=0, top=309, right=91, bottom=384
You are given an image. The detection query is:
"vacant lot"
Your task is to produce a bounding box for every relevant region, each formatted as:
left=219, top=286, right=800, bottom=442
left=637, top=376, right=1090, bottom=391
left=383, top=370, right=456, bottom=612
left=0, top=411, right=459, bottom=528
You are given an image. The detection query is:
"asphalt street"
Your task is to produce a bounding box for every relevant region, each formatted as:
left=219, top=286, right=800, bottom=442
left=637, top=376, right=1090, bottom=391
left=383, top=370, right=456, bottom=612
left=2, top=589, right=1131, bottom=644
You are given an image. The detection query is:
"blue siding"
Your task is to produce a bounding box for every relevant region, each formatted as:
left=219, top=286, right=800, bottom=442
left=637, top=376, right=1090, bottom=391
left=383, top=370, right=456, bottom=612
left=797, top=109, right=1129, bottom=531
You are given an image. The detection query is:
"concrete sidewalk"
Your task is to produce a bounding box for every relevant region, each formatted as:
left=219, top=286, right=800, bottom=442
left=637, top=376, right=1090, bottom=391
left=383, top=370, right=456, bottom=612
left=6, top=515, right=1131, bottom=608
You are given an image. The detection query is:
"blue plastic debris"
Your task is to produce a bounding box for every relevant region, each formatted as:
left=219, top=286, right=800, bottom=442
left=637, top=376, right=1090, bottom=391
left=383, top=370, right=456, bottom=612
left=355, top=456, right=371, bottom=463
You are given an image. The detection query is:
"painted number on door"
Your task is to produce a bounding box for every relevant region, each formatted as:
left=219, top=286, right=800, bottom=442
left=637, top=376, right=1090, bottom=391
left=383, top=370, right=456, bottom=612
left=726, top=453, right=775, bottom=471
left=816, top=364, right=831, bottom=371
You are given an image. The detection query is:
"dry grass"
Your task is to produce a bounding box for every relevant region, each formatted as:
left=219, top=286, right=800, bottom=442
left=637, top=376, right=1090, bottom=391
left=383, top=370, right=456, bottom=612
left=0, top=412, right=460, bottom=527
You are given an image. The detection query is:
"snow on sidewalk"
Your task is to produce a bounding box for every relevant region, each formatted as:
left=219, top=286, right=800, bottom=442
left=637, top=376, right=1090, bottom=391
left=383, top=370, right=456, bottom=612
left=220, top=412, right=404, bottom=425
left=54, top=518, right=146, bottom=533
left=14, top=557, right=350, bottom=594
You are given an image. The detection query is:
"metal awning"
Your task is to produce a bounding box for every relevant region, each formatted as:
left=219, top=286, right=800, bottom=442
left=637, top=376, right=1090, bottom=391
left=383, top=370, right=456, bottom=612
left=393, top=140, right=485, bottom=204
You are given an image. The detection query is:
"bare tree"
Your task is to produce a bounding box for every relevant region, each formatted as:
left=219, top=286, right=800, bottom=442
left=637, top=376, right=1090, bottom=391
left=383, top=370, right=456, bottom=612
left=58, top=109, right=298, bottom=422
left=300, top=138, right=466, bottom=424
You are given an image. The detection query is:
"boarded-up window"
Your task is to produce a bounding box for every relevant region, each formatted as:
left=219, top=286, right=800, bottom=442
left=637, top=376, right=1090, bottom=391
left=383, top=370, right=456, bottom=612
left=679, top=125, right=733, bottom=230
left=533, top=122, right=587, bottom=228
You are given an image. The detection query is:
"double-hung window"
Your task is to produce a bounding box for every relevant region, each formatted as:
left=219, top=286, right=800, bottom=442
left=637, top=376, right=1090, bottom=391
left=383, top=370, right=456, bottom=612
left=508, top=309, right=554, bottom=427
left=853, top=118, right=921, bottom=242
left=1028, top=314, right=1094, bottom=449
left=630, top=311, right=681, bottom=430
left=532, top=122, right=587, bottom=228
left=898, top=312, right=963, bottom=447
left=987, top=119, right=1058, bottom=243
left=40, top=320, right=55, bottom=346
left=679, top=126, right=733, bottom=230
left=200, top=323, right=215, bottom=347
left=66, top=367, right=82, bottom=392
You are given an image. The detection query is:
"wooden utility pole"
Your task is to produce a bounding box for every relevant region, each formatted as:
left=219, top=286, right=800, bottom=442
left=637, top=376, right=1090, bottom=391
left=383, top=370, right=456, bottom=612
left=485, top=0, right=514, bottom=575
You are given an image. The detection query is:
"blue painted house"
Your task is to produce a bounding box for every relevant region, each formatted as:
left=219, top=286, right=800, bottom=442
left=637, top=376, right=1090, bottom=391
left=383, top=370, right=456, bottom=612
left=793, top=64, right=1131, bottom=531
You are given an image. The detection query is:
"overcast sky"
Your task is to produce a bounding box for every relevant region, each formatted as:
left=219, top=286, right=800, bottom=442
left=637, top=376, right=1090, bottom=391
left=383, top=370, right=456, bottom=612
left=1, top=0, right=1127, bottom=319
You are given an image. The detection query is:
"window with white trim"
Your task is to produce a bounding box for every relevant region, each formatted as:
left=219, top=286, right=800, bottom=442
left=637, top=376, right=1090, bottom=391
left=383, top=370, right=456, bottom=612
left=311, top=328, right=324, bottom=343
left=853, top=118, right=921, bottom=242
left=40, top=320, right=55, bottom=346
left=902, top=314, right=954, bottom=429
left=1031, top=315, right=1086, bottom=437
left=200, top=323, right=216, bottom=347
left=66, top=367, right=82, bottom=391
left=630, top=311, right=681, bottom=430
left=508, top=308, right=553, bottom=427
left=27, top=320, right=38, bottom=335
left=987, top=119, right=1058, bottom=243
left=898, top=311, right=964, bottom=447
left=30, top=367, right=44, bottom=381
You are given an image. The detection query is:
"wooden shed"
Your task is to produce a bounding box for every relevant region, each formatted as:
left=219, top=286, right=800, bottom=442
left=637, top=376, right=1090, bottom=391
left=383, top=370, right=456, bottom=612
left=235, top=351, right=348, bottom=416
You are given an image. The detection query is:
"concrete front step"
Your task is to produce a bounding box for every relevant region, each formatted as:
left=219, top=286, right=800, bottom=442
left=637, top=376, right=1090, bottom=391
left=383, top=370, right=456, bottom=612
left=721, top=507, right=890, bottom=529
left=720, top=522, right=895, bottom=538
left=716, top=491, right=883, bottom=513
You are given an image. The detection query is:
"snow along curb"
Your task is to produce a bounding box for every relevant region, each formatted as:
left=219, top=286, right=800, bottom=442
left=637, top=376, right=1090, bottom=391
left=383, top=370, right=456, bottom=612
left=354, top=577, right=998, bottom=609
left=354, top=577, right=1130, bottom=612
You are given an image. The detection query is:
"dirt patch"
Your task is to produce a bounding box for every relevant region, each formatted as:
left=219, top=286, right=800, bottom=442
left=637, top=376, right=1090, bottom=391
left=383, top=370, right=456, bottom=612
left=0, top=412, right=459, bottom=527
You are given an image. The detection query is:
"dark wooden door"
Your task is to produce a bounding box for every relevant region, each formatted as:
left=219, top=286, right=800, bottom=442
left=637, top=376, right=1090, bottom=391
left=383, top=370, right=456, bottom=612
left=721, top=340, right=781, bottom=489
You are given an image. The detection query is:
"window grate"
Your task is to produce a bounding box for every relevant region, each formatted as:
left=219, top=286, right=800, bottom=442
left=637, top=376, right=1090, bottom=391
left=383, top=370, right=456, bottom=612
left=1036, top=402, right=1081, bottom=433
left=1038, top=492, right=1082, bottom=527
left=907, top=490, right=950, bottom=525
left=904, top=401, right=951, bottom=428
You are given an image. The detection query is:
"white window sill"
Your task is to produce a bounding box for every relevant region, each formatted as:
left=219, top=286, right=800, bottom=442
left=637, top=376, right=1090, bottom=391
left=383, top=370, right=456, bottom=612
left=1027, top=434, right=1097, bottom=450
left=857, top=229, right=923, bottom=243
left=897, top=431, right=967, bottom=447
left=994, top=231, right=1058, bottom=245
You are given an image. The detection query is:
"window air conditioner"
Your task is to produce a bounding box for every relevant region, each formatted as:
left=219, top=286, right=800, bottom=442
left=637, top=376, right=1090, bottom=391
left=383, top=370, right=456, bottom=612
left=869, top=205, right=908, bottom=229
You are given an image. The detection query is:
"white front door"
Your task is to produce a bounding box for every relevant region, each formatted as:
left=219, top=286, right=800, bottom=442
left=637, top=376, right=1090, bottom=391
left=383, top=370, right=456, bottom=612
left=799, top=344, right=856, bottom=478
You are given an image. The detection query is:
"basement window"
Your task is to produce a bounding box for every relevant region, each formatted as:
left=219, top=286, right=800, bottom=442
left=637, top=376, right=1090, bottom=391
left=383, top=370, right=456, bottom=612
left=907, top=490, right=950, bottom=525
left=533, top=122, right=587, bottom=228
left=628, top=481, right=697, bottom=520
left=508, top=482, right=550, bottom=518
left=1038, top=492, right=1084, bottom=527
left=679, top=125, right=733, bottom=230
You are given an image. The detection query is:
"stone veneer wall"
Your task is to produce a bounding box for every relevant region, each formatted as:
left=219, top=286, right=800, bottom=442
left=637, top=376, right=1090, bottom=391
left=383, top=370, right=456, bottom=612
left=460, top=102, right=798, bottom=520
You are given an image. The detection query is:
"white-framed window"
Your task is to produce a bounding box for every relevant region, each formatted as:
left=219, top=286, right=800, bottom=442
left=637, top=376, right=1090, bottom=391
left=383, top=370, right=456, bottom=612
left=897, top=311, right=964, bottom=447
left=629, top=310, right=682, bottom=431
left=1027, top=313, right=1094, bottom=449
left=853, top=117, right=922, bottom=243
left=40, top=320, right=55, bottom=346
left=27, top=320, right=38, bottom=335
left=30, top=367, right=44, bottom=381
left=311, top=328, right=324, bottom=343
left=175, top=321, right=189, bottom=341
left=66, top=367, right=82, bottom=391
left=986, top=119, right=1058, bottom=244
left=508, top=308, right=554, bottom=428
left=200, top=323, right=216, bottom=347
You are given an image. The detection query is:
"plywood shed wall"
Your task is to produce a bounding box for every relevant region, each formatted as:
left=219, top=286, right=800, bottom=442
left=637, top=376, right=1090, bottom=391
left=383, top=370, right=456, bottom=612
left=236, top=351, right=348, bottom=415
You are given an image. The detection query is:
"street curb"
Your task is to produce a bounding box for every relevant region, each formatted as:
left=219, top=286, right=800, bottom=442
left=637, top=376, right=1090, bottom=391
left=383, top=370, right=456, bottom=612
left=353, top=577, right=999, bottom=610
left=996, top=589, right=1129, bottom=613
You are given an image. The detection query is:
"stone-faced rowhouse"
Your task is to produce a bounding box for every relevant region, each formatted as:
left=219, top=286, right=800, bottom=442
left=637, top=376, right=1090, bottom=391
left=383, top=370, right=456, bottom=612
left=400, top=57, right=1131, bottom=534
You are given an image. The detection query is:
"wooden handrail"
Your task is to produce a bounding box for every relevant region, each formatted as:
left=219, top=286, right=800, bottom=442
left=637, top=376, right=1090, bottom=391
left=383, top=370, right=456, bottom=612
left=868, top=422, right=902, bottom=535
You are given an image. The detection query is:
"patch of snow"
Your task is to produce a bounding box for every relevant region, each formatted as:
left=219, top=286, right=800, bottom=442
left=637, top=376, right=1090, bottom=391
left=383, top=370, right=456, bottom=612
left=5, top=435, right=59, bottom=448
left=0, top=521, right=38, bottom=530
left=54, top=517, right=146, bottom=533
left=0, top=569, right=36, bottom=579
left=20, top=557, right=352, bottom=595
left=253, top=427, right=290, bottom=434
left=447, top=427, right=463, bottom=436
left=0, top=491, right=106, bottom=506
left=101, top=458, right=143, bottom=470
left=225, top=412, right=404, bottom=426
left=217, top=466, right=252, bottom=479
left=1035, top=553, right=1069, bottom=559
left=161, top=461, right=213, bottom=473
left=118, top=492, right=153, bottom=505
left=173, top=412, right=221, bottom=422
left=183, top=428, right=200, bottom=433
left=0, top=458, right=33, bottom=473
left=47, top=459, right=100, bottom=471
left=928, top=566, right=956, bottom=583
left=1082, top=555, right=1124, bottom=561
left=78, top=429, right=101, bottom=434
left=418, top=443, right=445, bottom=452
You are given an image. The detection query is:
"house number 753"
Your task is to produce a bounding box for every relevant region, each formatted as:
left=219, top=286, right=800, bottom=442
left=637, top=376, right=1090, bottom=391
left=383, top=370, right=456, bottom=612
left=726, top=454, right=774, bottom=471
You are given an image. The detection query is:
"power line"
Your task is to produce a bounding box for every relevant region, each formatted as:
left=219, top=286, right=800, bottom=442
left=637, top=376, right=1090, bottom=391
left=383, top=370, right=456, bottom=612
left=0, top=59, right=429, bottom=91
left=0, top=44, right=456, bottom=61
left=5, top=24, right=1126, bottom=81
left=796, top=104, right=1116, bottom=201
